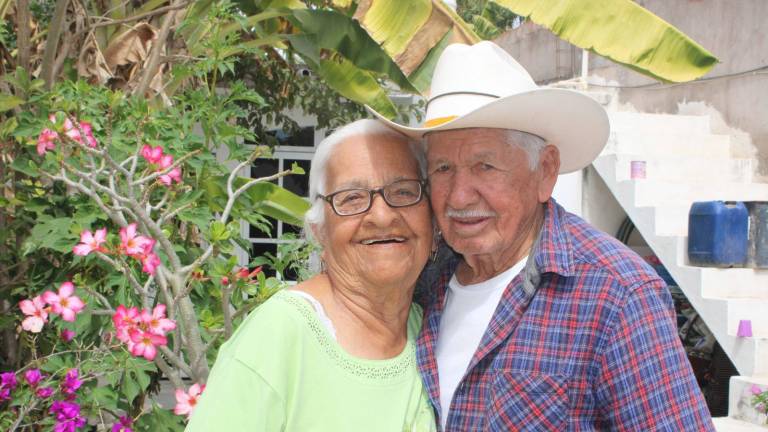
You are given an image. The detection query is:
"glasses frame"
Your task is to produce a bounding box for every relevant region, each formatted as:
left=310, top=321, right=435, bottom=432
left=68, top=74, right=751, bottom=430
left=318, top=179, right=428, bottom=217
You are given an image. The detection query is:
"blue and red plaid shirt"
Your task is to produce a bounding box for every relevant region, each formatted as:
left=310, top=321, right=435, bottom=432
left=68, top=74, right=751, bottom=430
left=416, top=199, right=714, bottom=431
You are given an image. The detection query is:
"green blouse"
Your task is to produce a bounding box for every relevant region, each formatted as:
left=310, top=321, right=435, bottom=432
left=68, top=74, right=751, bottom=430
left=186, top=290, right=436, bottom=432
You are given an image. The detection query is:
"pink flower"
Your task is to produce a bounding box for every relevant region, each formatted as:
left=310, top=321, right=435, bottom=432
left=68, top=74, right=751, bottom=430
left=140, top=252, right=161, bottom=275
left=42, top=282, right=85, bottom=322
left=751, top=384, right=764, bottom=395
left=37, top=128, right=59, bottom=155
left=19, top=295, right=48, bottom=333
left=158, top=154, right=173, bottom=169
left=113, top=305, right=139, bottom=343
left=140, top=145, right=164, bottom=165
left=78, top=121, right=98, bottom=148
left=141, top=304, right=176, bottom=336
left=72, top=228, right=107, bottom=256
left=158, top=167, right=182, bottom=186
left=174, top=383, right=205, bottom=417
left=60, top=329, right=76, bottom=342
left=119, top=224, right=155, bottom=257
left=128, top=329, right=167, bottom=361
left=24, top=369, right=43, bottom=387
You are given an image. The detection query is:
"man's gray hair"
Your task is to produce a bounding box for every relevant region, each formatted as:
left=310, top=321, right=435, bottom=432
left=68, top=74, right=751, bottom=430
left=505, top=130, right=546, bottom=169
left=303, top=119, right=426, bottom=243
left=423, top=129, right=546, bottom=170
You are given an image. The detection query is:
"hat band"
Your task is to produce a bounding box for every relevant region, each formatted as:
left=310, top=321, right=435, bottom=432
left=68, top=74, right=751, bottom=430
left=425, top=91, right=500, bottom=109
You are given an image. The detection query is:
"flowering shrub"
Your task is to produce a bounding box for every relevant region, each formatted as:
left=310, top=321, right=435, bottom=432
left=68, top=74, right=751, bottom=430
left=1, top=74, right=311, bottom=429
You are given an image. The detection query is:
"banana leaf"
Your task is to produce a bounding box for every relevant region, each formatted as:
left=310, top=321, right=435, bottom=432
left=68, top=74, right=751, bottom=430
left=245, top=182, right=310, bottom=227
left=353, top=0, right=479, bottom=77
left=289, top=9, right=418, bottom=94
left=492, top=0, right=718, bottom=82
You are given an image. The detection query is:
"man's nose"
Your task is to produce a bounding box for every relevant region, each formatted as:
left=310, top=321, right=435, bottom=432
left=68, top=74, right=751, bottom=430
left=445, top=168, right=479, bottom=209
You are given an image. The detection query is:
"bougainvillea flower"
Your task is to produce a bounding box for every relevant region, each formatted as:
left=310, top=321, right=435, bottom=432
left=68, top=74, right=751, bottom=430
left=141, top=304, right=176, bottom=336
left=37, top=129, right=59, bottom=155
left=50, top=400, right=86, bottom=431
left=24, top=368, right=43, bottom=387
left=119, top=223, right=155, bottom=257
left=751, top=384, right=764, bottom=395
left=60, top=369, right=82, bottom=396
left=61, top=329, right=76, bottom=342
left=111, top=415, right=133, bottom=432
left=72, top=228, right=107, bottom=256
left=19, top=295, right=49, bottom=333
left=140, top=145, right=164, bottom=165
left=36, top=386, right=54, bottom=398
left=174, top=383, right=205, bottom=417
left=42, top=282, right=85, bottom=322
left=129, top=328, right=167, bottom=361
left=0, top=372, right=17, bottom=401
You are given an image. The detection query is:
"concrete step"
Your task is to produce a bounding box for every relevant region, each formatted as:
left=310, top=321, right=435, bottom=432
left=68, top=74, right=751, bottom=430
left=698, top=267, right=768, bottom=300
left=632, top=181, right=768, bottom=207
left=728, top=376, right=768, bottom=428
left=713, top=417, right=767, bottom=431
left=612, top=156, right=757, bottom=183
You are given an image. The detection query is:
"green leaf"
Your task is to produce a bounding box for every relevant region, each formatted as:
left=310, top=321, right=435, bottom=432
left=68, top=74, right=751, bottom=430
left=290, top=161, right=305, bottom=175
left=209, top=220, right=229, bottom=242
left=178, top=206, right=214, bottom=231
left=407, top=29, right=453, bottom=94
left=0, top=94, right=24, bottom=112
left=492, top=0, right=718, bottom=82
left=91, top=386, right=120, bottom=412
left=23, top=216, right=78, bottom=254
left=120, top=356, right=156, bottom=404
left=10, top=157, right=39, bottom=177
left=245, top=182, right=309, bottom=227
left=134, top=402, right=185, bottom=432
left=317, top=54, right=398, bottom=119
left=290, top=9, right=418, bottom=93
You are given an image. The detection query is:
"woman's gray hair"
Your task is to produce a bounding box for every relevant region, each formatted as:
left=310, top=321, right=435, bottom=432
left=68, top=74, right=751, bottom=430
left=303, top=119, right=426, bottom=243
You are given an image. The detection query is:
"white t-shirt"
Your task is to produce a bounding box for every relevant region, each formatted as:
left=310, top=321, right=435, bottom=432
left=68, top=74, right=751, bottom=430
left=435, top=257, right=528, bottom=429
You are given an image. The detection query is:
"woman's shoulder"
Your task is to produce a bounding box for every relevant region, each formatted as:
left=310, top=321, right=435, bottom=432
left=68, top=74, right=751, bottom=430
left=223, top=290, right=309, bottom=363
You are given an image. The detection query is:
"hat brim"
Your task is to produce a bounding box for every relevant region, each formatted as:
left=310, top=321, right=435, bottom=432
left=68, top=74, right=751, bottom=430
left=368, top=88, right=610, bottom=174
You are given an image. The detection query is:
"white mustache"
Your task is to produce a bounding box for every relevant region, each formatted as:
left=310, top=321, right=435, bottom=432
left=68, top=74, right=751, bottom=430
left=445, top=208, right=496, bottom=218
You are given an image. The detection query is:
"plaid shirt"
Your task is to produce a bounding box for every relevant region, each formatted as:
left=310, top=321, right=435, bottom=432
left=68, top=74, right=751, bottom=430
left=416, top=199, right=714, bottom=431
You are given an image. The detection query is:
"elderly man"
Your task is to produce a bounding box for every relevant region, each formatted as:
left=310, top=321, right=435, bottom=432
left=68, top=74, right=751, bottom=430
left=371, top=41, right=714, bottom=431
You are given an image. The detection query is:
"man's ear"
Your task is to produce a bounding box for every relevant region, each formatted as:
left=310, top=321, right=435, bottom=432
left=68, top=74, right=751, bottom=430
left=537, top=144, right=560, bottom=203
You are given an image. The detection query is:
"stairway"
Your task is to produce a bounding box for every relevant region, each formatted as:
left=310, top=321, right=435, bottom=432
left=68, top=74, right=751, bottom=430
left=590, top=109, right=768, bottom=430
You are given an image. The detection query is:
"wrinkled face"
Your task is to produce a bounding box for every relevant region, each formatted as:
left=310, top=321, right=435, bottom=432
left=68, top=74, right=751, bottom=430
left=426, top=128, right=557, bottom=259
left=316, top=134, right=432, bottom=288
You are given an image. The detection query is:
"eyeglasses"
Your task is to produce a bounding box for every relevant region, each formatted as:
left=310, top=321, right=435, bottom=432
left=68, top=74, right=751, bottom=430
left=318, top=179, right=427, bottom=216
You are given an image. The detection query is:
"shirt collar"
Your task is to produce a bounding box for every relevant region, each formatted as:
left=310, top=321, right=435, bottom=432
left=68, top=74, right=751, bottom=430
left=532, top=198, right=575, bottom=277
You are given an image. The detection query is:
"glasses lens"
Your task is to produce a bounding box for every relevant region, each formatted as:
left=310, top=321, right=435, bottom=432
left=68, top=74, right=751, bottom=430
left=383, top=180, right=422, bottom=207
left=332, top=189, right=370, bottom=215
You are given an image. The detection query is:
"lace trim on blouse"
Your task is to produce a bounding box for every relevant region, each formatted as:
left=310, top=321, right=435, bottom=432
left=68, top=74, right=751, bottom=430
left=276, top=290, right=416, bottom=381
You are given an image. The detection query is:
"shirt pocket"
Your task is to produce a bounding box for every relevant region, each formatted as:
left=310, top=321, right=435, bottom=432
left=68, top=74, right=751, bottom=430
left=486, top=371, right=570, bottom=432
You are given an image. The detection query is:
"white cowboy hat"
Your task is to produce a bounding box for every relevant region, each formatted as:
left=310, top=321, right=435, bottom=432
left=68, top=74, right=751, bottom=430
left=368, top=41, right=610, bottom=173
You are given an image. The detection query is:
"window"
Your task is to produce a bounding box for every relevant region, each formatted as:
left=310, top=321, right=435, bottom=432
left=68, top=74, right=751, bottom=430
left=244, top=127, right=318, bottom=280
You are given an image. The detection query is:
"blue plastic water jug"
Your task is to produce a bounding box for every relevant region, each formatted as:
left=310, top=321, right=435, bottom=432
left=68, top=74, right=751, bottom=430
left=688, top=201, right=748, bottom=267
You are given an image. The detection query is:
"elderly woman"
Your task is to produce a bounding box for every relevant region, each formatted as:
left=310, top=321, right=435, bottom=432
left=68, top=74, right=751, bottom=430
left=186, top=119, right=436, bottom=431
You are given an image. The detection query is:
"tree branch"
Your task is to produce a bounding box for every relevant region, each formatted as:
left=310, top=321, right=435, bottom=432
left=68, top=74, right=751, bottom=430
left=40, top=0, right=70, bottom=89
